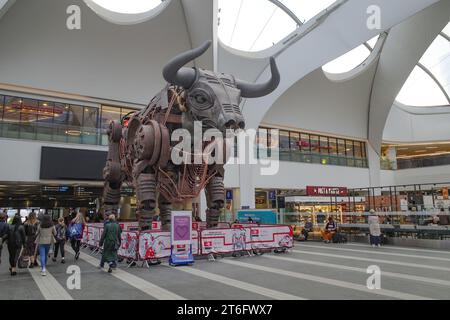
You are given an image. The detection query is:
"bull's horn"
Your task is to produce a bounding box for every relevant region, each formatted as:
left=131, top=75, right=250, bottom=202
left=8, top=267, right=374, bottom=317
left=162, top=40, right=212, bottom=88
left=236, top=57, right=280, bottom=98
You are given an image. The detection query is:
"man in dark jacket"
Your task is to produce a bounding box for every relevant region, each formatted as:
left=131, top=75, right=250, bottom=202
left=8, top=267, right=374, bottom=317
left=0, top=211, right=9, bottom=264
left=2, top=215, right=26, bottom=275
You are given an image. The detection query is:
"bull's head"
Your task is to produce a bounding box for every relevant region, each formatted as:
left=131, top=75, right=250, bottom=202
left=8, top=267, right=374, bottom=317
left=163, top=41, right=280, bottom=133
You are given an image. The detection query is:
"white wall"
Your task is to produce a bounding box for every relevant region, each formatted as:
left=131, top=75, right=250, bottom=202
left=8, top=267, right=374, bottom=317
left=382, top=165, right=450, bottom=186
left=383, top=104, right=450, bottom=143
left=252, top=161, right=370, bottom=190
left=0, top=138, right=106, bottom=184
left=0, top=0, right=191, bottom=105
left=262, top=65, right=377, bottom=140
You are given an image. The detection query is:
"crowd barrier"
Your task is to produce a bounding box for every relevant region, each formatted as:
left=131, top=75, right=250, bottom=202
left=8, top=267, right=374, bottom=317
left=81, top=222, right=293, bottom=263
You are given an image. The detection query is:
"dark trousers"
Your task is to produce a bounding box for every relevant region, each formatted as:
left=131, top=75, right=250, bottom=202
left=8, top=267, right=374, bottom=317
left=54, top=241, right=65, bottom=258
left=8, top=246, right=20, bottom=268
left=370, top=235, right=381, bottom=245
left=71, top=239, right=81, bottom=253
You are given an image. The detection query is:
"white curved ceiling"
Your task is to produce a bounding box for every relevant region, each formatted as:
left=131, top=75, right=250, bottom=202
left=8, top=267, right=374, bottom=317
left=218, top=0, right=336, bottom=52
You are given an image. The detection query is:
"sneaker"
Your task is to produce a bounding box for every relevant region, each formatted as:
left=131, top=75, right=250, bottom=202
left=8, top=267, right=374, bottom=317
left=377, top=244, right=381, bottom=248
left=41, top=270, right=46, bottom=276
left=61, top=259, right=65, bottom=264
left=372, top=244, right=376, bottom=248
left=75, top=252, right=80, bottom=260
left=52, top=258, right=57, bottom=262
left=108, top=267, right=113, bottom=273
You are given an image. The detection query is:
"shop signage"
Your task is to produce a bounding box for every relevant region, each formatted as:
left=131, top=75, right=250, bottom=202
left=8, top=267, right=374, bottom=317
left=306, top=186, right=348, bottom=197
left=443, top=188, right=449, bottom=200
left=268, top=190, right=277, bottom=201
left=226, top=190, right=233, bottom=200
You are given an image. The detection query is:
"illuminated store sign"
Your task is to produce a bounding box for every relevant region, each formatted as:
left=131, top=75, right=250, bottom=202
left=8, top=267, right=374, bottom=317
left=306, top=186, right=348, bottom=197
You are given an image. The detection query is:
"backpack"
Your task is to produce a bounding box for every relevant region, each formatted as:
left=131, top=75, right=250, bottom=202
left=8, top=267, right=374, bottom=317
left=68, top=223, right=82, bottom=239
left=332, top=233, right=347, bottom=244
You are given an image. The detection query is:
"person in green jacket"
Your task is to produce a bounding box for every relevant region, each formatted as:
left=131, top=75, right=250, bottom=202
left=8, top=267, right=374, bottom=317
left=99, top=214, right=122, bottom=273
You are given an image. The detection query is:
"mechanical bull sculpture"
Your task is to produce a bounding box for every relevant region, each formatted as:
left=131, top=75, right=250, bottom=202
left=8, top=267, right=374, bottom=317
left=102, top=41, right=280, bottom=231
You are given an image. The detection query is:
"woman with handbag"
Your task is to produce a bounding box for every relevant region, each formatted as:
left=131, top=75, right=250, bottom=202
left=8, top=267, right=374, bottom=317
left=1, top=215, right=26, bottom=276
left=99, top=214, right=122, bottom=273
left=35, top=215, right=56, bottom=276
left=69, top=211, right=86, bottom=260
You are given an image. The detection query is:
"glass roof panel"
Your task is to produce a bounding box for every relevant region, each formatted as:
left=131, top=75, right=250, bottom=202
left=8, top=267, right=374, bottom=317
left=396, top=66, right=448, bottom=106
left=218, top=0, right=336, bottom=52
left=419, top=35, right=450, bottom=97
left=322, top=45, right=371, bottom=74
left=91, top=0, right=163, bottom=14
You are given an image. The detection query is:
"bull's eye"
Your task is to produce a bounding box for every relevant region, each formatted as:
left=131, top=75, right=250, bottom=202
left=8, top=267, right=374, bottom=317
left=188, top=88, right=213, bottom=110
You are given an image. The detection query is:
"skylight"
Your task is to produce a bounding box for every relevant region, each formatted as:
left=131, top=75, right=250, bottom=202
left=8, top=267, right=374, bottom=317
left=218, top=0, right=336, bottom=52
left=322, top=36, right=380, bottom=74
left=396, top=22, right=450, bottom=107
left=91, top=0, right=163, bottom=14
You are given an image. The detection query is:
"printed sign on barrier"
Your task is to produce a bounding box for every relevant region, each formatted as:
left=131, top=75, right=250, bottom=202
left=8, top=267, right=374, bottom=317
left=201, top=228, right=252, bottom=254
left=249, top=225, right=293, bottom=250
left=118, top=231, right=139, bottom=259
left=138, top=231, right=199, bottom=260
left=85, top=226, right=103, bottom=248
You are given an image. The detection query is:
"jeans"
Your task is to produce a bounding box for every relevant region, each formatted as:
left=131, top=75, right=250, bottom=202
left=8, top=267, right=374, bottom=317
left=370, top=235, right=381, bottom=246
left=54, top=241, right=65, bottom=258
left=71, top=239, right=81, bottom=253
left=38, top=244, right=51, bottom=270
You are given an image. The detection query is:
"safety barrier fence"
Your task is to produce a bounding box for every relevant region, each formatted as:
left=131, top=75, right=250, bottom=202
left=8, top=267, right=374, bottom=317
left=81, top=222, right=294, bottom=263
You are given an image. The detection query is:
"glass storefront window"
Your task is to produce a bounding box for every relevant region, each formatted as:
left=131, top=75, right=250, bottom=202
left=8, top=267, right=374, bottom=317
left=257, top=128, right=269, bottom=159
left=82, top=107, right=98, bottom=145
left=279, top=130, right=290, bottom=161
left=3, top=96, right=22, bottom=139
left=66, top=105, right=83, bottom=144
left=310, top=135, right=320, bottom=153
left=319, top=136, right=329, bottom=154
left=0, top=94, right=138, bottom=147
left=36, top=101, right=54, bottom=141
left=100, top=106, right=121, bottom=145
left=0, top=95, right=4, bottom=121
left=354, top=141, right=362, bottom=158
left=290, top=132, right=300, bottom=162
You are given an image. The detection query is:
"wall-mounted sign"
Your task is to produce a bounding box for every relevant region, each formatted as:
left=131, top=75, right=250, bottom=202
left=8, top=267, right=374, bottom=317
left=443, top=188, right=449, bottom=200
left=306, top=186, right=348, bottom=197
left=226, top=190, right=233, bottom=200
left=268, top=190, right=277, bottom=201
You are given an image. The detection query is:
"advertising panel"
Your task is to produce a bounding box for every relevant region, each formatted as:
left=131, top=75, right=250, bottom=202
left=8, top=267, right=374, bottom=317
left=201, top=228, right=252, bottom=254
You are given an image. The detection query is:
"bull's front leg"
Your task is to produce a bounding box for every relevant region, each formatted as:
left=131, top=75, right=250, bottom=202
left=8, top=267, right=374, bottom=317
left=103, top=121, right=123, bottom=217
left=135, top=168, right=157, bottom=231
left=205, top=174, right=225, bottom=228
left=158, top=195, right=172, bottom=232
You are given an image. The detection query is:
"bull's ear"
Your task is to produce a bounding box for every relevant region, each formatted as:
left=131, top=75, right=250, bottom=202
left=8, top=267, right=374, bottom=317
left=162, top=41, right=212, bottom=88
left=236, top=57, right=280, bottom=98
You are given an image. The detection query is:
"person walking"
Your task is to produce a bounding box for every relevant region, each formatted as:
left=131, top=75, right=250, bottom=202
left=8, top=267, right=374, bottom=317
left=99, top=214, right=122, bottom=273
left=1, top=215, right=26, bottom=276
left=0, top=212, right=9, bottom=265
left=68, top=211, right=86, bottom=260
left=35, top=215, right=56, bottom=276
left=23, top=212, right=39, bottom=268
left=52, top=218, right=67, bottom=264
left=368, top=209, right=382, bottom=248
